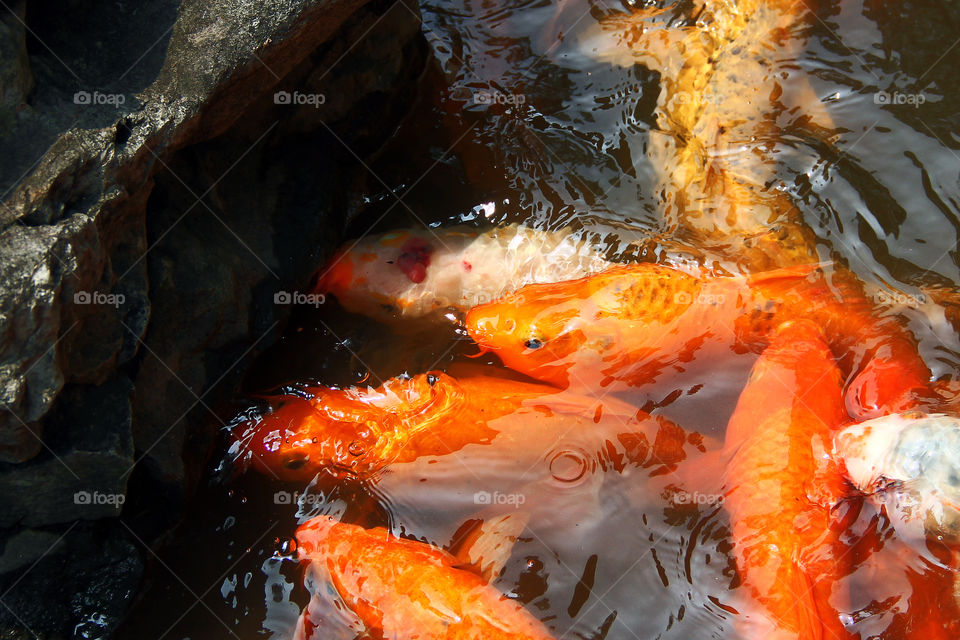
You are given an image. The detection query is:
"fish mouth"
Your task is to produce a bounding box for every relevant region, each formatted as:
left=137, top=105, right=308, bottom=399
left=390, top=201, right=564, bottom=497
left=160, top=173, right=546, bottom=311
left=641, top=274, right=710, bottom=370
left=312, top=250, right=353, bottom=294
left=306, top=373, right=465, bottom=470
left=463, top=307, right=512, bottom=347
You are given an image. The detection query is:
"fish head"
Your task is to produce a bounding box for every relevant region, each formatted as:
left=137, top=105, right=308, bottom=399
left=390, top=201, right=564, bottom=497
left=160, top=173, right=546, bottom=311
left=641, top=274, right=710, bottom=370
left=464, top=264, right=706, bottom=386
left=243, top=372, right=463, bottom=481
left=465, top=282, right=590, bottom=387
left=836, top=412, right=960, bottom=545
left=244, top=393, right=389, bottom=482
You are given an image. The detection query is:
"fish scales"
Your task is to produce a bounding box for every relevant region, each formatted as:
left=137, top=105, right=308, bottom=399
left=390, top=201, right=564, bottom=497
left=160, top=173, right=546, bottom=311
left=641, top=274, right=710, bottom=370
left=466, top=263, right=934, bottom=419
left=597, top=265, right=703, bottom=324
left=722, top=321, right=853, bottom=640
left=590, top=0, right=832, bottom=270
left=294, top=516, right=555, bottom=639
left=234, top=365, right=712, bottom=483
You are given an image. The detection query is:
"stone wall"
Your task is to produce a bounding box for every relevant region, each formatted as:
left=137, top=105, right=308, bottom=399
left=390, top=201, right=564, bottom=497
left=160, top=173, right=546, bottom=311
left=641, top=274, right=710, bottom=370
left=0, top=0, right=426, bottom=636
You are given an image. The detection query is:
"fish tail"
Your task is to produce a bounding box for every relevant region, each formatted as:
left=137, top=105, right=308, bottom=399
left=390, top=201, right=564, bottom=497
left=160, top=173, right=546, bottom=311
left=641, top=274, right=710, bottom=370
left=829, top=274, right=935, bottom=418
left=758, top=267, right=934, bottom=418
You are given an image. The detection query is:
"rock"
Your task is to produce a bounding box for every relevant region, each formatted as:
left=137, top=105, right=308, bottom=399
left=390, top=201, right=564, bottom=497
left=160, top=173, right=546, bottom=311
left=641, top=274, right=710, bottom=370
left=0, top=529, right=63, bottom=575
left=130, top=0, right=426, bottom=493
left=0, top=376, right=134, bottom=528
left=0, top=0, right=426, bottom=636
left=0, top=521, right=144, bottom=640
left=0, top=0, right=32, bottom=134
left=0, top=0, right=422, bottom=480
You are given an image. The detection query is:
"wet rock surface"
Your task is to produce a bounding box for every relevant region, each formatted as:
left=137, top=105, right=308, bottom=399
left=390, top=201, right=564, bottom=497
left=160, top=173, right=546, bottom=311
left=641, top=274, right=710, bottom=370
left=0, top=0, right=425, bottom=636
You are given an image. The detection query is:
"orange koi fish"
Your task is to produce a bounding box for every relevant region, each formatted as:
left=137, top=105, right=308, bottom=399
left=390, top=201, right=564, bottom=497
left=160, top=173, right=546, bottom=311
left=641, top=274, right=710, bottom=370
left=721, top=320, right=853, bottom=639
left=465, top=262, right=934, bottom=419
left=314, top=224, right=611, bottom=323
left=292, top=515, right=554, bottom=639
left=231, top=364, right=708, bottom=483
left=835, top=493, right=960, bottom=640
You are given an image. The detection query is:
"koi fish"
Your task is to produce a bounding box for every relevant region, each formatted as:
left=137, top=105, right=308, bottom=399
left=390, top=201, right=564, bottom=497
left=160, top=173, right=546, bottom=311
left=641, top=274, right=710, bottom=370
left=844, top=532, right=960, bottom=640
left=720, top=320, right=853, bottom=639
left=578, top=0, right=835, bottom=271
left=292, top=514, right=554, bottom=639
left=836, top=412, right=960, bottom=546
left=464, top=262, right=934, bottom=419
left=231, top=364, right=709, bottom=484
left=314, top=224, right=612, bottom=323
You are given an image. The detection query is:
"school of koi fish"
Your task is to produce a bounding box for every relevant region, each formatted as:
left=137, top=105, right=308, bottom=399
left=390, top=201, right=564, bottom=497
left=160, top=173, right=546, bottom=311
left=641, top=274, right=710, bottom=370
left=225, top=0, right=960, bottom=638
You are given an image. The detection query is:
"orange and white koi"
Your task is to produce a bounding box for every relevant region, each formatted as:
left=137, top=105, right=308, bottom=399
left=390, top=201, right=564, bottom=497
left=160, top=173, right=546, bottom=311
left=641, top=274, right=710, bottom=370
left=836, top=412, right=960, bottom=546
left=314, top=224, right=612, bottom=323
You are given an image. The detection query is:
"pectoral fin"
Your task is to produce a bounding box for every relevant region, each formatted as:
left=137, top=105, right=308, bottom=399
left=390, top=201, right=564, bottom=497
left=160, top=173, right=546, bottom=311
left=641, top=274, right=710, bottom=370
left=449, top=512, right=530, bottom=583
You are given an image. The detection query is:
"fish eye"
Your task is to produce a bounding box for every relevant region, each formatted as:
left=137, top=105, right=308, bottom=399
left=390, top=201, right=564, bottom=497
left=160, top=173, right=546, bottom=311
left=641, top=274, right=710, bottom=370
left=524, top=338, right=544, bottom=350
left=284, top=455, right=307, bottom=470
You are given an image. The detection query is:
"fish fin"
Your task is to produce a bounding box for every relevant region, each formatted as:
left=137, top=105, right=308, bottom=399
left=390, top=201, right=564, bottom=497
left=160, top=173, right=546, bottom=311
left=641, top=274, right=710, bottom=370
left=661, top=449, right=726, bottom=500
left=448, top=512, right=530, bottom=583
left=744, top=261, right=832, bottom=286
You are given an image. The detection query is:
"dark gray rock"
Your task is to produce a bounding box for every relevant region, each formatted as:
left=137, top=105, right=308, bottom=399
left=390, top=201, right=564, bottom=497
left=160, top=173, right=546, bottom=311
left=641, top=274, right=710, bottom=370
left=130, top=0, right=425, bottom=493
left=0, top=0, right=420, bottom=472
left=0, top=0, right=426, bottom=637
left=0, top=521, right=144, bottom=640
left=0, top=529, right=63, bottom=575
left=0, top=0, right=32, bottom=133
left=0, top=376, right=134, bottom=528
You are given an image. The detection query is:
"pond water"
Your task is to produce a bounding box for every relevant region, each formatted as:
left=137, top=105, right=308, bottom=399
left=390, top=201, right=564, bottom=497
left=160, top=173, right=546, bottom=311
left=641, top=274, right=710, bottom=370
left=115, top=0, right=960, bottom=639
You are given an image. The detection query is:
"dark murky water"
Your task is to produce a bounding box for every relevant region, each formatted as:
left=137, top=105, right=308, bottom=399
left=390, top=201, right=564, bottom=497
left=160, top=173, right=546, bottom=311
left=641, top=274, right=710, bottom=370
left=116, top=1, right=960, bottom=638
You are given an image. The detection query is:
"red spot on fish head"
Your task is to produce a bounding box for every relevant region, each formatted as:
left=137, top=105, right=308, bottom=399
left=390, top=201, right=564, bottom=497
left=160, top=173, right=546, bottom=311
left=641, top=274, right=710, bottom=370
left=396, top=238, right=432, bottom=283
left=463, top=261, right=472, bottom=271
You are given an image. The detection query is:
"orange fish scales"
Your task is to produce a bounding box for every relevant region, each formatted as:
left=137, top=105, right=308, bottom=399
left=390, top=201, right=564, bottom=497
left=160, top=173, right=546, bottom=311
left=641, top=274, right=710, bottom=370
left=294, top=517, right=555, bottom=640
left=723, top=321, right=854, bottom=639
left=597, top=266, right=703, bottom=324
left=466, top=262, right=934, bottom=416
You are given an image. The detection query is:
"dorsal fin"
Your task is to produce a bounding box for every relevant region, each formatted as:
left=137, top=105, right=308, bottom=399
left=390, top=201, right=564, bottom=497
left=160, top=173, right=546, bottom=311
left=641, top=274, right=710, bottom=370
left=448, top=513, right=529, bottom=583
left=744, top=262, right=832, bottom=286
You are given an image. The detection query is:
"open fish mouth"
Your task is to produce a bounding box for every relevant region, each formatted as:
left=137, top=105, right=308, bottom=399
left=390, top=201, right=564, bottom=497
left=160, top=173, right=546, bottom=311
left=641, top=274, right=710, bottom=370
left=836, top=412, right=960, bottom=544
